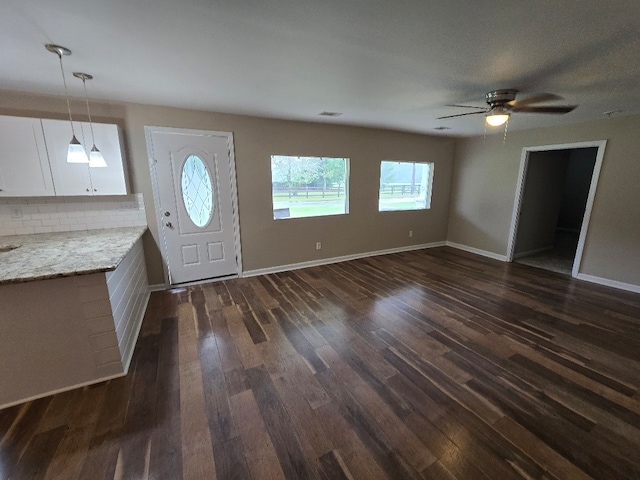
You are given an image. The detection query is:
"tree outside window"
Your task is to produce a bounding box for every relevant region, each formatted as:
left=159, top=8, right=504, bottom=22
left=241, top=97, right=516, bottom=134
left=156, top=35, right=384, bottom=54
left=271, top=156, right=349, bottom=219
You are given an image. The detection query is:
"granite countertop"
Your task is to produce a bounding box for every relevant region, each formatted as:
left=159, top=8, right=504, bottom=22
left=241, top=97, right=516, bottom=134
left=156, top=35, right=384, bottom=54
left=0, top=226, right=147, bottom=286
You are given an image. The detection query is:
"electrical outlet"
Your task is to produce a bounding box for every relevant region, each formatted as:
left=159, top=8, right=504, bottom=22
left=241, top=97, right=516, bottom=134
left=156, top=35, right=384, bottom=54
left=409, top=230, right=413, bottom=237
left=316, top=242, right=322, bottom=250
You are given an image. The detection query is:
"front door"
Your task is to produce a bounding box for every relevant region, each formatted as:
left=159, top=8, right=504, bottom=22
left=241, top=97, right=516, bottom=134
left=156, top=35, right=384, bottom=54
left=146, top=127, right=240, bottom=285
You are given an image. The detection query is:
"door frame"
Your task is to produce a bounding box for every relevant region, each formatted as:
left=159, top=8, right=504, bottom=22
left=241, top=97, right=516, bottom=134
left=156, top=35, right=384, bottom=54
left=145, top=126, right=243, bottom=288
left=506, top=140, right=607, bottom=278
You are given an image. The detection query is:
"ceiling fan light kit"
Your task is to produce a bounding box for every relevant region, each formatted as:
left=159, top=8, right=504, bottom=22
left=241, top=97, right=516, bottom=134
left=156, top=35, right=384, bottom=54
left=485, top=106, right=510, bottom=126
left=485, top=114, right=510, bottom=126
left=438, top=89, right=577, bottom=130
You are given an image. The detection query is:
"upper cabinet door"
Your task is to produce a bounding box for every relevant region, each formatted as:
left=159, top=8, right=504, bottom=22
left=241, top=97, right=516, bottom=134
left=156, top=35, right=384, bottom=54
left=41, top=119, right=93, bottom=196
left=0, top=116, right=56, bottom=197
left=86, top=123, right=128, bottom=195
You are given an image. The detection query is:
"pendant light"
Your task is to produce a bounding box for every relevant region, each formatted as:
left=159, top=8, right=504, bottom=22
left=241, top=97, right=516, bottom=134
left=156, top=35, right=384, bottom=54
left=45, top=44, right=89, bottom=164
left=73, top=72, right=107, bottom=168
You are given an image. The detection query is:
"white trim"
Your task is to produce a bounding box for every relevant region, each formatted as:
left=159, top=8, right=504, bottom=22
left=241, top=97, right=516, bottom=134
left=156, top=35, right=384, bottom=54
left=506, top=147, right=530, bottom=261
left=144, top=126, right=243, bottom=288
left=122, top=290, right=150, bottom=374
left=445, top=241, right=507, bottom=262
left=572, top=143, right=606, bottom=277
left=144, top=126, right=171, bottom=289
left=226, top=132, right=243, bottom=276
left=505, top=140, right=607, bottom=280
left=513, top=245, right=554, bottom=259
left=426, top=163, right=435, bottom=209
left=242, top=242, right=446, bottom=277
left=576, top=273, right=640, bottom=294
left=171, top=274, right=239, bottom=288
left=522, top=141, right=607, bottom=152
left=0, top=371, right=126, bottom=411
left=148, top=283, right=167, bottom=292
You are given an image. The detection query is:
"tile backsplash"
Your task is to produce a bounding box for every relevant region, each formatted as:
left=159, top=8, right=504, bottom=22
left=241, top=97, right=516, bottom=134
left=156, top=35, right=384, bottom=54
left=0, top=194, right=147, bottom=236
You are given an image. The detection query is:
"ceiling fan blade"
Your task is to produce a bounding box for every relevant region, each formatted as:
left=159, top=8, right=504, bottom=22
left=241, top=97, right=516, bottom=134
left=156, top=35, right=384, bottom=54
left=436, top=111, right=488, bottom=119
left=507, top=93, right=561, bottom=107
left=445, top=104, right=488, bottom=110
left=511, top=105, right=577, bottom=114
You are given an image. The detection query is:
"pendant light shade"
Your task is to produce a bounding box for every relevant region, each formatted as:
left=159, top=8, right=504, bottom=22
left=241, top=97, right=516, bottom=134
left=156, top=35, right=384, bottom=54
left=67, top=135, right=89, bottom=163
left=73, top=72, right=107, bottom=168
left=89, top=145, right=107, bottom=168
left=46, top=44, right=89, bottom=164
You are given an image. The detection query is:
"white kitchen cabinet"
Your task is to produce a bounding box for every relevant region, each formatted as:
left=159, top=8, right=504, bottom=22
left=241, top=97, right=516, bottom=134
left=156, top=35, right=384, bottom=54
left=41, top=118, right=129, bottom=196
left=0, top=115, right=56, bottom=197
left=88, top=122, right=130, bottom=195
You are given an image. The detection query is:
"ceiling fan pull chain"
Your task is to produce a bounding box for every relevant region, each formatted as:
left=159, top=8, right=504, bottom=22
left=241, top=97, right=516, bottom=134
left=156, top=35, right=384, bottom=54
left=503, top=117, right=510, bottom=144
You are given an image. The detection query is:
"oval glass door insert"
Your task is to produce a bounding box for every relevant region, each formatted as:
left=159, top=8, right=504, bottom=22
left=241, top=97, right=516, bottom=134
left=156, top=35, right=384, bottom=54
left=181, top=155, right=214, bottom=227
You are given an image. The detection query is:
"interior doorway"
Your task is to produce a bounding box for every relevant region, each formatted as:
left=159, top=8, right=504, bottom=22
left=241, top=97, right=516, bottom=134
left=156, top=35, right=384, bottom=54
left=507, top=141, right=606, bottom=277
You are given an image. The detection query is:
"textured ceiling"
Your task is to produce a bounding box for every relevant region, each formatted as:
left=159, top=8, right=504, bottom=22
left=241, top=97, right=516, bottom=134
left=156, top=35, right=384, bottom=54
left=2, top=0, right=640, bottom=136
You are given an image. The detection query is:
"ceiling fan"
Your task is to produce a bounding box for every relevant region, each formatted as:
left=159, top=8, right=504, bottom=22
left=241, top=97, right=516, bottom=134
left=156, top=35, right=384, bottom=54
left=437, top=89, right=577, bottom=126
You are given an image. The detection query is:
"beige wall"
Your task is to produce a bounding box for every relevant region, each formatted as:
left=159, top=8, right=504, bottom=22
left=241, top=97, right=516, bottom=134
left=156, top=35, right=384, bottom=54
left=0, top=90, right=455, bottom=285
left=448, top=114, right=640, bottom=285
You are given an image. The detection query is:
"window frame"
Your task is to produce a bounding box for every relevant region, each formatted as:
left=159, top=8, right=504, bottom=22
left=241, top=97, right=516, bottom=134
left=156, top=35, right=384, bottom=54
left=270, top=155, right=350, bottom=220
left=377, top=160, right=434, bottom=212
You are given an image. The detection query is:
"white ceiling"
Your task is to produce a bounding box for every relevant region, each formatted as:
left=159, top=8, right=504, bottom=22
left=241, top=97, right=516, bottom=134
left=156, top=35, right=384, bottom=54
left=2, top=0, right=640, bottom=136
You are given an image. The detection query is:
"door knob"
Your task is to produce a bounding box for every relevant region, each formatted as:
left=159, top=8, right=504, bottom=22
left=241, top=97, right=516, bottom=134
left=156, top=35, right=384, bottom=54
left=166, top=221, right=173, bottom=228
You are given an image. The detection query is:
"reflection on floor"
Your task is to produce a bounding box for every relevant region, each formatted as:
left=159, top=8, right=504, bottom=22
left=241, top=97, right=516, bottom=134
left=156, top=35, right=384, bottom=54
left=515, top=231, right=579, bottom=276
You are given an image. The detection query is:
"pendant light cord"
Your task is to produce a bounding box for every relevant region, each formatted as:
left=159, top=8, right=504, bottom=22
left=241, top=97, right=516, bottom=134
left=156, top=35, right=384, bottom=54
left=81, top=78, right=96, bottom=146
left=57, top=53, right=76, bottom=136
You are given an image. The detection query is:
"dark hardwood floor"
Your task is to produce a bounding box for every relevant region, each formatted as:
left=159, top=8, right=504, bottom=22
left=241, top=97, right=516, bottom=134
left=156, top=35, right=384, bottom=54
left=1, top=246, right=640, bottom=479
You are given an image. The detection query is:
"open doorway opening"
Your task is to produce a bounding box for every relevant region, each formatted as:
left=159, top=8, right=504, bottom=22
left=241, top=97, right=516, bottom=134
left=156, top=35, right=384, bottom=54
left=507, top=141, right=606, bottom=277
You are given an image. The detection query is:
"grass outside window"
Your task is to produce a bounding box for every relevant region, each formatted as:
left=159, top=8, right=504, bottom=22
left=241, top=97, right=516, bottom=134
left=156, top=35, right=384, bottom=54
left=271, top=155, right=349, bottom=219
left=378, top=161, right=434, bottom=212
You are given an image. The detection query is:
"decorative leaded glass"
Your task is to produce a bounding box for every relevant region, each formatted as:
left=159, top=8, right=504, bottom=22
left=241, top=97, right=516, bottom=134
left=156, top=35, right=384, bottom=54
left=181, top=155, right=214, bottom=227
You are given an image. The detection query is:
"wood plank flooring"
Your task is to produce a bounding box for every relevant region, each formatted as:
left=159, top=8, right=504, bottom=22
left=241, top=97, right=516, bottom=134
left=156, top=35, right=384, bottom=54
left=1, top=246, right=640, bottom=479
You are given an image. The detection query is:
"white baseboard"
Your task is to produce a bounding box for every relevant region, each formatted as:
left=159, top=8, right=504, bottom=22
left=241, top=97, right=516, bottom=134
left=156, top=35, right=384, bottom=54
left=148, top=283, right=167, bottom=292
left=242, top=241, right=446, bottom=277
left=445, top=241, right=508, bottom=262
left=0, top=371, right=126, bottom=411
left=513, top=245, right=554, bottom=259
left=575, top=273, right=640, bottom=294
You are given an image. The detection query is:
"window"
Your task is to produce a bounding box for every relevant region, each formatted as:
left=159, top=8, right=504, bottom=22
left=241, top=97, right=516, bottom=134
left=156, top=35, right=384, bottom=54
left=271, top=156, right=349, bottom=219
left=378, top=161, right=434, bottom=211
left=181, top=154, right=214, bottom=227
